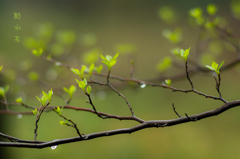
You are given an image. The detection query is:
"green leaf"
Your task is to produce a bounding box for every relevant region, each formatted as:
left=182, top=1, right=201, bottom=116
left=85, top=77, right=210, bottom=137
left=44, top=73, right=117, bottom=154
left=207, top=4, right=217, bottom=15
left=42, top=91, right=49, bottom=99
left=110, top=60, right=117, bottom=68
left=218, top=61, right=224, bottom=71
left=54, top=106, right=63, bottom=115
left=205, top=65, right=215, bottom=71
left=78, top=81, right=86, bottom=91
left=102, top=61, right=110, bottom=68
left=211, top=61, right=218, bottom=70
left=106, top=55, right=112, bottom=62
left=206, top=61, right=224, bottom=75
left=48, top=88, right=53, bottom=100
left=69, top=85, right=76, bottom=93
left=112, top=53, right=119, bottom=60
left=75, top=79, right=80, bottom=84
left=80, top=65, right=87, bottom=78
left=96, top=65, right=103, bottom=74
left=180, top=47, right=191, bottom=61
left=16, top=97, right=23, bottom=103
left=69, top=85, right=76, bottom=98
left=0, top=66, right=3, bottom=72
left=54, top=106, right=60, bottom=113
left=0, top=87, right=5, bottom=97
left=71, top=68, right=80, bottom=75
left=165, top=79, right=171, bottom=86
left=100, top=54, right=106, bottom=61
left=83, top=78, right=87, bottom=85
left=89, top=63, right=95, bottom=77
left=63, top=87, right=69, bottom=94
left=36, top=96, right=41, bottom=103
left=60, top=121, right=66, bottom=125
left=32, top=48, right=43, bottom=57
left=86, top=86, right=91, bottom=94
left=32, top=108, right=38, bottom=115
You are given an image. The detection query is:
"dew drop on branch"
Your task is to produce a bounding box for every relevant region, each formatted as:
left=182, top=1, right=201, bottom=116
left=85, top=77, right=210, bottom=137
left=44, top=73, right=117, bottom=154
left=17, top=114, right=22, bottom=119
left=51, top=145, right=57, bottom=150
left=140, top=83, right=146, bottom=88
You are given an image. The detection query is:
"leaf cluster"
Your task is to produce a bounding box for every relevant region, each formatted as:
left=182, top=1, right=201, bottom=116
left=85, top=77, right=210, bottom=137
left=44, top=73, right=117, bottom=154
left=36, top=89, right=53, bottom=106
left=100, top=53, right=119, bottom=70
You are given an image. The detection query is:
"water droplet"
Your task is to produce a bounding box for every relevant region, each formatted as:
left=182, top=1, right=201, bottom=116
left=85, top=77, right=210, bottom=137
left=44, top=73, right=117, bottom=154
left=51, top=145, right=57, bottom=150
left=17, top=114, right=22, bottom=119
left=55, top=62, right=62, bottom=66
left=140, top=83, right=146, bottom=88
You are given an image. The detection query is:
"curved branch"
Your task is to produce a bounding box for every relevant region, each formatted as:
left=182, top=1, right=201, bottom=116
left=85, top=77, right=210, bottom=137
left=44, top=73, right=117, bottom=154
left=1, top=100, right=240, bottom=148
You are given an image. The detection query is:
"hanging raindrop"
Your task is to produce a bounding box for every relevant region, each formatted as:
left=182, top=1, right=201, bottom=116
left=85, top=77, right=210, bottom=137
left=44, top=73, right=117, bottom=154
left=17, top=114, right=23, bottom=119
left=140, top=83, right=146, bottom=88
left=51, top=145, right=57, bottom=150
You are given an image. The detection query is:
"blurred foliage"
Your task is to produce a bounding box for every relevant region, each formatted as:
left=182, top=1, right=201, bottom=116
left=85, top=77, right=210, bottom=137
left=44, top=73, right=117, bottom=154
left=156, top=56, right=172, bottom=72
left=1, top=1, right=240, bottom=159
left=157, top=6, right=176, bottom=23
left=82, top=48, right=101, bottom=64
left=231, top=0, right=240, bottom=19
left=80, top=33, right=97, bottom=46
left=114, top=43, right=136, bottom=54
left=162, top=28, right=182, bottom=43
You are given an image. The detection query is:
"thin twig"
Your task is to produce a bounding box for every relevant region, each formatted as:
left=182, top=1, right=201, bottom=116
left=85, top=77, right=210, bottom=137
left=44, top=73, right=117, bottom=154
left=172, top=103, right=181, bottom=118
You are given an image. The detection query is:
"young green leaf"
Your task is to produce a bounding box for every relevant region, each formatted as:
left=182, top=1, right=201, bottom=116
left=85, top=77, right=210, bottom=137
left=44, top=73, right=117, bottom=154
left=63, top=87, right=69, bottom=94
left=31, top=48, right=43, bottom=57
left=80, top=65, right=87, bottom=78
left=16, top=97, right=23, bottom=103
left=54, top=106, right=63, bottom=115
left=71, top=68, right=80, bottom=75
left=78, top=81, right=86, bottom=91
left=69, top=85, right=76, bottom=98
left=101, top=53, right=119, bottom=70
left=165, top=79, right=171, bottom=86
left=89, top=63, right=95, bottom=77
left=112, top=53, right=119, bottom=60
left=87, top=86, right=91, bottom=94
left=48, top=88, right=53, bottom=100
left=83, top=78, right=88, bottom=85
left=75, top=79, right=80, bottom=84
left=32, top=108, right=38, bottom=115
left=100, top=54, right=106, bottom=61
left=0, top=66, right=3, bottom=72
left=218, top=61, right=224, bottom=71
left=42, top=91, right=49, bottom=99
left=59, top=121, right=66, bottom=125
left=96, top=65, right=103, bottom=74
left=0, top=87, right=5, bottom=97
left=205, top=61, right=224, bottom=75
left=180, top=47, right=191, bottom=61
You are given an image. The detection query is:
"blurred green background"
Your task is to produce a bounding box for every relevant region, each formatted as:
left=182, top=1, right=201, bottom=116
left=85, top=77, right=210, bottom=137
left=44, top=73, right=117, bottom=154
left=1, top=0, right=240, bottom=158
